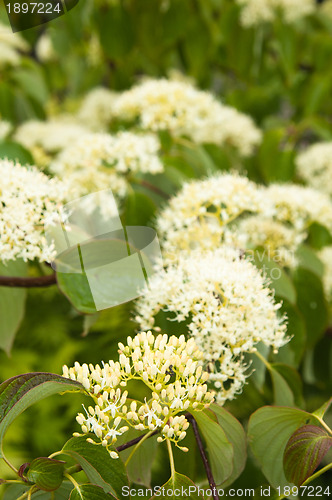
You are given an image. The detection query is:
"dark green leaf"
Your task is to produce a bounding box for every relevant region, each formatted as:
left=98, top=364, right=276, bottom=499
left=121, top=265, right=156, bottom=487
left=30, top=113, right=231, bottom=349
left=0, top=373, right=83, bottom=456
left=61, top=435, right=129, bottom=499
left=26, top=457, right=65, bottom=492
left=283, top=425, right=332, bottom=485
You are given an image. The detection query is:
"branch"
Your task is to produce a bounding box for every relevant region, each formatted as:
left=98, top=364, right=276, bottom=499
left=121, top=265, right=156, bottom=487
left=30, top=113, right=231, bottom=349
left=186, top=414, right=220, bottom=500
left=116, top=430, right=159, bottom=452
left=0, top=273, right=57, bottom=288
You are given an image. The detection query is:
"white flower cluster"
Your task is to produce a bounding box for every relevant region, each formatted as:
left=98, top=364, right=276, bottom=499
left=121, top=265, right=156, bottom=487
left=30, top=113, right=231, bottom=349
left=77, top=87, right=119, bottom=131
left=296, top=142, right=332, bottom=197
left=236, top=0, right=315, bottom=26
left=318, top=246, right=332, bottom=302
left=0, top=159, right=68, bottom=262
left=114, top=78, right=262, bottom=156
left=266, top=183, right=332, bottom=233
left=62, top=331, right=214, bottom=457
left=157, top=173, right=268, bottom=261
left=0, top=21, right=29, bottom=67
left=135, top=248, right=288, bottom=403
left=225, top=215, right=304, bottom=268
left=157, top=175, right=332, bottom=267
left=35, top=33, right=57, bottom=63
left=50, top=131, right=163, bottom=198
left=14, top=117, right=89, bottom=165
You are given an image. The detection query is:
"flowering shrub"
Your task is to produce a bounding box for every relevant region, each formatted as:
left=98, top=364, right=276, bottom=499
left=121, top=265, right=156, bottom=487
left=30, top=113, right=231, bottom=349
left=0, top=0, right=332, bottom=498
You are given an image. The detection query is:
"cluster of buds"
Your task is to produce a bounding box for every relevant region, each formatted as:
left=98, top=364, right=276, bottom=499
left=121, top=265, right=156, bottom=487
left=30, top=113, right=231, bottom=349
left=62, top=331, right=214, bottom=458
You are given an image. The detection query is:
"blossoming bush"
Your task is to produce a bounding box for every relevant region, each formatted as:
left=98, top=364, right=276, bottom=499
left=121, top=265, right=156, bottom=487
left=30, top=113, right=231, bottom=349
left=0, top=0, right=332, bottom=498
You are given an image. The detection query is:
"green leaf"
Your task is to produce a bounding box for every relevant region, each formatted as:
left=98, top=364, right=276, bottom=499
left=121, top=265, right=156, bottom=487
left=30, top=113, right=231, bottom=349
left=283, top=425, right=332, bottom=485
left=3, top=482, right=73, bottom=499
left=116, top=427, right=157, bottom=487
left=268, top=365, right=295, bottom=407
left=270, top=364, right=303, bottom=407
left=0, top=260, right=28, bottom=354
left=96, top=6, right=134, bottom=59
left=312, top=397, right=332, bottom=420
left=0, top=141, right=34, bottom=164
left=56, top=271, right=97, bottom=314
left=296, top=245, right=324, bottom=278
left=273, top=300, right=306, bottom=367
left=150, top=472, right=204, bottom=499
left=248, top=406, right=317, bottom=488
left=189, top=410, right=233, bottom=485
left=208, top=404, right=247, bottom=487
left=61, top=435, right=129, bottom=499
left=13, top=67, right=49, bottom=106
left=258, top=129, right=295, bottom=183
left=70, top=484, right=116, bottom=499
left=293, top=268, right=328, bottom=347
left=252, top=251, right=296, bottom=304
left=26, top=457, right=65, bottom=492
left=0, top=373, right=83, bottom=456
left=124, top=190, right=156, bottom=226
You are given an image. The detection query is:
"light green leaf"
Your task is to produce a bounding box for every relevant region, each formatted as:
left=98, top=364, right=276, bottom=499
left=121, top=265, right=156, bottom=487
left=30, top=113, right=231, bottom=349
left=312, top=397, right=332, bottom=420
left=0, top=260, right=28, bottom=354
left=61, top=435, right=129, bottom=499
left=248, top=406, right=317, bottom=488
left=189, top=410, right=233, bottom=485
left=208, top=404, right=247, bottom=487
left=0, top=373, right=83, bottom=456
left=150, top=472, right=204, bottom=499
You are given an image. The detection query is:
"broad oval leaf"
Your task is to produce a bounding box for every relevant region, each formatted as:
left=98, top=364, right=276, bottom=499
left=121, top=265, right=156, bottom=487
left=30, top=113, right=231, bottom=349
left=0, top=373, right=83, bottom=456
left=26, top=457, right=65, bottom=492
left=61, top=435, right=129, bottom=500
left=283, top=424, right=332, bottom=485
left=70, top=484, right=116, bottom=499
left=189, top=410, right=233, bottom=485
left=208, top=404, right=247, bottom=487
left=150, top=472, right=204, bottom=499
left=248, top=406, right=318, bottom=488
